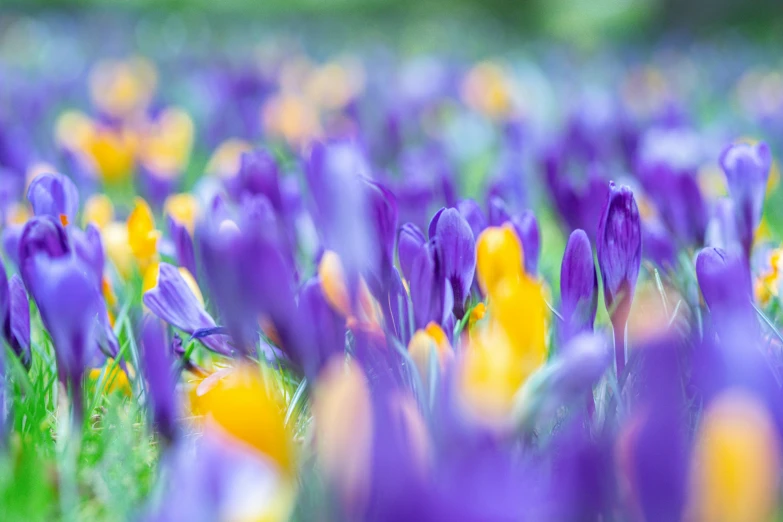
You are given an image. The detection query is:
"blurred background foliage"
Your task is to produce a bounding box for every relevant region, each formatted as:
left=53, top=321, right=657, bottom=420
left=1, top=0, right=782, bottom=48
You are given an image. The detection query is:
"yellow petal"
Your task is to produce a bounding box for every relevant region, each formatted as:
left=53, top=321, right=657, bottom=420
left=199, top=364, right=294, bottom=475
left=127, top=197, right=160, bottom=265
left=163, top=193, right=200, bottom=234
left=313, top=358, right=372, bottom=509
left=691, top=390, right=780, bottom=522
left=205, top=139, right=252, bottom=179
left=476, top=225, right=524, bottom=296
left=103, top=221, right=134, bottom=279
left=318, top=250, right=351, bottom=317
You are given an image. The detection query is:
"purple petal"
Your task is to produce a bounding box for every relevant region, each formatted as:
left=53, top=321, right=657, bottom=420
left=8, top=275, right=30, bottom=367
left=511, top=210, right=540, bottom=276
left=457, top=198, right=487, bottom=240
left=26, top=172, right=79, bottom=223
left=143, top=263, right=233, bottom=356
left=397, top=223, right=426, bottom=283
left=140, top=315, right=178, bottom=441
left=167, top=216, right=197, bottom=278
left=433, top=208, right=476, bottom=318
left=560, top=229, right=597, bottom=338
left=596, top=182, right=641, bottom=321
left=719, top=141, right=771, bottom=258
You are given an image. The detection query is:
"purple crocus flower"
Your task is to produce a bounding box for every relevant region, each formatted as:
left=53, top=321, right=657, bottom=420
left=68, top=224, right=105, bottom=289
left=560, top=229, right=598, bottom=340
left=719, top=141, right=771, bottom=259
left=544, top=157, right=609, bottom=240
left=18, top=216, right=70, bottom=285
left=409, top=240, right=453, bottom=329
left=26, top=171, right=79, bottom=225
left=487, top=196, right=511, bottom=228
left=28, top=255, right=103, bottom=421
left=198, top=207, right=300, bottom=362
left=143, top=263, right=233, bottom=357
left=488, top=198, right=541, bottom=275
left=229, top=149, right=283, bottom=213
left=0, top=261, right=31, bottom=368
left=306, top=142, right=373, bottom=283
left=364, top=179, right=398, bottom=288
left=429, top=208, right=476, bottom=318
left=597, top=182, right=642, bottom=379
left=510, top=210, right=540, bottom=276
left=622, top=336, right=688, bottom=522
left=167, top=216, right=197, bottom=278
left=298, top=278, right=346, bottom=378
left=397, top=223, right=427, bottom=283
left=456, top=199, right=487, bottom=240
left=140, top=315, right=178, bottom=442
left=695, top=247, right=756, bottom=341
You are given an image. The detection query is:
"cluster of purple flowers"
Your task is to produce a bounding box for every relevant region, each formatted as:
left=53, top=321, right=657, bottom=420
left=1, top=22, right=783, bottom=521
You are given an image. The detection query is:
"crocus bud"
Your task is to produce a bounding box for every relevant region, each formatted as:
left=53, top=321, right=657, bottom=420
left=560, top=229, right=597, bottom=339
left=235, top=149, right=283, bottom=212
left=409, top=241, right=453, bottom=329
left=457, top=198, right=487, bottom=240
left=719, top=141, right=771, bottom=259
left=596, top=182, right=641, bottom=378
left=397, top=223, right=426, bottom=283
left=429, top=207, right=476, bottom=318
left=510, top=210, right=540, bottom=276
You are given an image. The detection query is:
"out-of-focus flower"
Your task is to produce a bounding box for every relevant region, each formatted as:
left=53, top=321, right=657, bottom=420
left=196, top=363, right=294, bottom=474
left=398, top=223, right=427, bottom=283
left=88, top=56, right=157, bottom=119
left=297, top=277, right=347, bottom=379
left=560, top=229, right=598, bottom=339
left=28, top=255, right=104, bottom=420
left=691, top=390, right=779, bottom=522
left=456, top=198, right=487, bottom=241
left=143, top=262, right=232, bottom=356
left=227, top=150, right=283, bottom=211
left=164, top=193, right=200, bottom=234
left=127, top=197, right=160, bottom=273
left=720, top=141, right=771, bottom=259
left=461, top=61, right=516, bottom=120
left=143, top=428, right=295, bottom=522
left=0, top=260, right=30, bottom=368
left=262, top=93, right=321, bottom=147
left=205, top=139, right=252, bottom=179
left=429, top=208, right=476, bottom=318
left=166, top=215, right=197, bottom=279
left=476, top=224, right=523, bottom=296
left=139, top=315, right=178, bottom=442
left=597, top=182, right=641, bottom=378
left=313, top=359, right=373, bottom=511
left=695, top=247, right=756, bottom=341
left=82, top=194, right=114, bottom=229
left=87, top=359, right=131, bottom=397
left=408, top=322, right=453, bottom=390
left=138, top=107, right=194, bottom=176
left=26, top=172, right=79, bottom=226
